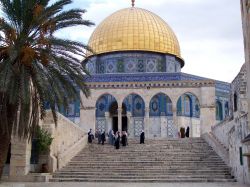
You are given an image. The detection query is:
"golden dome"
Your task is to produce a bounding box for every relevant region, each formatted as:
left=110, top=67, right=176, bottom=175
left=87, top=7, right=183, bottom=63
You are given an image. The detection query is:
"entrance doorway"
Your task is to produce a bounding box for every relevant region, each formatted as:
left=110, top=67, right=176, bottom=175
left=5, top=144, right=11, bottom=164
left=113, top=117, right=118, bottom=133
left=122, top=116, right=128, bottom=132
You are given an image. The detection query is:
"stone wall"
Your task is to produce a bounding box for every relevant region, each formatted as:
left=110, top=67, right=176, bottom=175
left=241, top=0, right=250, bottom=127
left=80, top=80, right=215, bottom=137
left=212, top=118, right=234, bottom=149
left=41, top=111, right=87, bottom=172
left=228, top=114, right=250, bottom=183
left=208, top=63, right=250, bottom=184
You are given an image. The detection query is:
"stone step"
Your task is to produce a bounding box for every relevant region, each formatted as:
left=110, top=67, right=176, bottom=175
left=71, top=157, right=224, bottom=161
left=50, top=138, right=235, bottom=183
left=50, top=178, right=236, bottom=183
left=52, top=175, right=233, bottom=179
left=54, top=172, right=232, bottom=176
left=60, top=168, right=231, bottom=172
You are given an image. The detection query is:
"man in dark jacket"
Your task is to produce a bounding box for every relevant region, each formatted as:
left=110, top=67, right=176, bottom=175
left=140, top=130, right=145, bottom=144
left=101, top=131, right=106, bottom=145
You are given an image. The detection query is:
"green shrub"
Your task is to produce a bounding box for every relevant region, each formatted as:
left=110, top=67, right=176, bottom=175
left=36, top=126, right=53, bottom=154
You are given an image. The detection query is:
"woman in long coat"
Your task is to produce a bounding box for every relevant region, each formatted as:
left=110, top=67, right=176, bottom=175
left=114, top=131, right=120, bottom=149
left=140, top=130, right=145, bottom=144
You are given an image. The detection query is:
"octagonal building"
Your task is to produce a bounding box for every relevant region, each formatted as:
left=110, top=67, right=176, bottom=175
left=76, top=5, right=230, bottom=138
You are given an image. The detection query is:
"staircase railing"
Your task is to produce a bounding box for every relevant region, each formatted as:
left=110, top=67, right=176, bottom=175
left=41, top=111, right=87, bottom=172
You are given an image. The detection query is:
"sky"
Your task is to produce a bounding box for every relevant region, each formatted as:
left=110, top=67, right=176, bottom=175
left=55, top=0, right=244, bottom=83
left=10, top=0, right=243, bottom=83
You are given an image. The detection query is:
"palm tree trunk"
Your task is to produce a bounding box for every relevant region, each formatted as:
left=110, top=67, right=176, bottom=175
left=0, top=133, right=11, bottom=178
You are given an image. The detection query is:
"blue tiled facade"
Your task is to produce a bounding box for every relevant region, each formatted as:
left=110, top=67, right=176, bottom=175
left=85, top=52, right=181, bottom=74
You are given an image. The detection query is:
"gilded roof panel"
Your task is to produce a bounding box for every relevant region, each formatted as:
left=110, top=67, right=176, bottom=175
left=87, top=7, right=183, bottom=61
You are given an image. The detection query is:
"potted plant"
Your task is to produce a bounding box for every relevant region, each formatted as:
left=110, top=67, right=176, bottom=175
left=36, top=126, right=53, bottom=173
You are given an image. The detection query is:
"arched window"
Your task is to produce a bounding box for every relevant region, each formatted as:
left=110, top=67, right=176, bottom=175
left=149, top=93, right=172, bottom=116
left=123, top=94, right=145, bottom=117
left=234, top=93, right=238, bottom=112
left=184, top=96, right=191, bottom=116
left=96, top=94, right=117, bottom=117
left=166, top=96, right=173, bottom=116
left=216, top=101, right=223, bottom=121
left=177, top=98, right=182, bottom=116
left=177, top=93, right=199, bottom=118
left=194, top=98, right=200, bottom=118
left=225, top=102, right=229, bottom=117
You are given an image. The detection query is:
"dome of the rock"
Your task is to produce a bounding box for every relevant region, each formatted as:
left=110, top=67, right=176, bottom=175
left=87, top=7, right=184, bottom=66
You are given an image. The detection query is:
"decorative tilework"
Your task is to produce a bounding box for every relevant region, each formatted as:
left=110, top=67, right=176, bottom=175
left=177, top=93, right=201, bottom=118
left=106, top=60, right=116, bottom=73
left=86, top=61, right=96, bottom=74
left=97, top=61, right=105, bottom=74
left=146, top=59, right=157, bottom=72
left=134, top=118, right=144, bottom=137
left=167, top=119, right=178, bottom=138
left=137, top=60, right=145, bottom=72
left=123, top=94, right=145, bottom=117
left=96, top=118, right=106, bottom=132
left=125, top=58, right=137, bottom=73
left=117, top=60, right=124, bottom=72
left=96, top=94, right=117, bottom=117
left=149, top=93, right=172, bottom=116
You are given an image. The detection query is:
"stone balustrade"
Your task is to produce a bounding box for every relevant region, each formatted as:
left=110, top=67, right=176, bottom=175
left=41, top=111, right=87, bottom=172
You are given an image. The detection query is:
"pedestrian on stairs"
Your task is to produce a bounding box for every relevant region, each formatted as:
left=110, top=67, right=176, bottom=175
left=185, top=126, right=190, bottom=138
left=97, top=130, right=102, bottom=144
left=108, top=129, right=115, bottom=145
left=88, top=129, right=93, bottom=143
left=121, top=131, right=127, bottom=146
left=114, top=131, right=120, bottom=149
left=101, top=131, right=106, bottom=145
left=140, top=130, right=145, bottom=144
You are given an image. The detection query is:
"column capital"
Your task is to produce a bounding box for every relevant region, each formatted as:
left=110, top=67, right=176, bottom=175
left=104, top=112, right=110, bottom=117
left=118, top=108, right=122, bottom=113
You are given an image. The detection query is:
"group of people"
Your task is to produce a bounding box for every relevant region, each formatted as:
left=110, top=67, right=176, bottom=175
left=179, top=126, right=190, bottom=138
left=108, top=130, right=128, bottom=149
left=88, top=129, right=146, bottom=149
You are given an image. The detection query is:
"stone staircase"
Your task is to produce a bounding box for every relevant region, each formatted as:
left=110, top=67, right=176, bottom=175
left=50, top=138, right=235, bottom=182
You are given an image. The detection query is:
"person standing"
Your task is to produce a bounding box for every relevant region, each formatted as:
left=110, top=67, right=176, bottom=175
left=125, top=131, right=128, bottom=146
left=101, top=131, right=106, bottom=145
left=88, top=129, right=93, bottom=143
left=140, top=130, right=145, bottom=144
left=185, top=126, right=190, bottom=138
left=97, top=130, right=102, bottom=144
left=121, top=131, right=126, bottom=146
left=114, top=131, right=120, bottom=149
left=108, top=129, right=115, bottom=145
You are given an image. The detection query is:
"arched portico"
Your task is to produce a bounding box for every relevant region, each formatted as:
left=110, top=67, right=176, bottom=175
left=122, top=94, right=145, bottom=137
left=149, top=93, right=176, bottom=138
left=176, top=93, right=201, bottom=137
left=95, top=94, right=118, bottom=133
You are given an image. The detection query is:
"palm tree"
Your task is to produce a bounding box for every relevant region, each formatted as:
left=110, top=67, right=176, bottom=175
left=0, top=0, right=94, bottom=177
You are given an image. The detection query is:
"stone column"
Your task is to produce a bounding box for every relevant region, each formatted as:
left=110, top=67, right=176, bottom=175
left=172, top=106, right=178, bottom=132
left=9, top=137, right=31, bottom=179
left=241, top=0, right=250, bottom=129
left=118, top=107, right=122, bottom=132
left=145, top=107, right=150, bottom=138
left=200, top=86, right=216, bottom=135
left=127, top=112, right=133, bottom=137
left=105, top=112, right=110, bottom=133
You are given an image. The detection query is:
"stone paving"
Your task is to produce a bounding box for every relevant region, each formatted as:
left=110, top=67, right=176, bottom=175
left=0, top=182, right=249, bottom=187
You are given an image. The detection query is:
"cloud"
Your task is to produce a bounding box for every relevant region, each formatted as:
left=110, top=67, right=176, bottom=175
left=2, top=0, right=243, bottom=83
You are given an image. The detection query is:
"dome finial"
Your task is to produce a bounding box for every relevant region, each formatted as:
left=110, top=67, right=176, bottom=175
left=131, top=0, right=135, bottom=7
